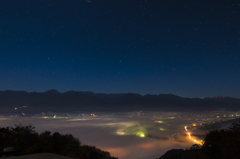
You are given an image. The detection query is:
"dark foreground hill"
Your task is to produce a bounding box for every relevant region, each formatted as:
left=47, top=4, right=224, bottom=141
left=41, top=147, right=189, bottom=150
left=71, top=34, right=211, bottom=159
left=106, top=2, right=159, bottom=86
left=0, top=124, right=117, bottom=159
left=158, top=122, right=240, bottom=159
left=0, top=90, right=240, bottom=112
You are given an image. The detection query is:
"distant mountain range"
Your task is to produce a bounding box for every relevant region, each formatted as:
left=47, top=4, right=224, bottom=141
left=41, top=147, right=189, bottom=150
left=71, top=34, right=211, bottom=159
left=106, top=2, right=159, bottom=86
left=0, top=90, right=239, bottom=112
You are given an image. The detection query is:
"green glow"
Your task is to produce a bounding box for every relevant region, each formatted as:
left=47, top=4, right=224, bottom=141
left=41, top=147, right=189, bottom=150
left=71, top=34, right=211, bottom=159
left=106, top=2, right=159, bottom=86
left=136, top=132, right=145, bottom=138
left=160, top=128, right=165, bottom=131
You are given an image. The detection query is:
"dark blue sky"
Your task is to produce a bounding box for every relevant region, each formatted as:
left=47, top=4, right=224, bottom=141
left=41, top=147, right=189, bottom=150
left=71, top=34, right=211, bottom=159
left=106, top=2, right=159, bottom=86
left=0, top=0, right=239, bottom=98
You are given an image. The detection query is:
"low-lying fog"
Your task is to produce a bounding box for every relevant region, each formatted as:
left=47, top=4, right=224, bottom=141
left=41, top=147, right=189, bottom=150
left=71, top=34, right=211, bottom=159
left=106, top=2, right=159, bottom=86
left=0, top=113, right=213, bottom=159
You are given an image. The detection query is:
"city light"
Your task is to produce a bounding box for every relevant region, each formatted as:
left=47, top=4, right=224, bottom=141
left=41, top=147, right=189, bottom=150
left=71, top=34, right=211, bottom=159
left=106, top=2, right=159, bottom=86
left=154, top=121, right=163, bottom=123
left=91, top=114, right=97, bottom=117
left=192, top=123, right=197, bottom=126
left=116, top=131, right=125, bottom=135
left=137, top=132, right=145, bottom=138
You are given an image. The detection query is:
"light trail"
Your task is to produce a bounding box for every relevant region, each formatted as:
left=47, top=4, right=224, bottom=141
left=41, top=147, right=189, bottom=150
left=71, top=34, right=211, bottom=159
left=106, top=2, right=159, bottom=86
left=185, top=126, right=203, bottom=145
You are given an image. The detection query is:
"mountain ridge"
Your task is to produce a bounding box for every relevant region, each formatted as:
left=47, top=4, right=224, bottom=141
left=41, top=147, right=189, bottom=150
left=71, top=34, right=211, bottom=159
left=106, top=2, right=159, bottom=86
left=0, top=90, right=239, bottom=112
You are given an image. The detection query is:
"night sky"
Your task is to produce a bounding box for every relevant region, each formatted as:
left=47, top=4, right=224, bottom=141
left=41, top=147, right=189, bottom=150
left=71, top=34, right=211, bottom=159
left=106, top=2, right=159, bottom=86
left=0, top=0, right=239, bottom=98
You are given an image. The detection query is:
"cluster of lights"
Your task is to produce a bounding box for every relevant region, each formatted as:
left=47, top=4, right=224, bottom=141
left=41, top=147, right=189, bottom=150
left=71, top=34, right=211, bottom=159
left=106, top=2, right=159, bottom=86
left=42, top=116, right=68, bottom=119
left=15, top=105, right=28, bottom=110
left=115, top=131, right=145, bottom=138
left=91, top=114, right=97, bottom=117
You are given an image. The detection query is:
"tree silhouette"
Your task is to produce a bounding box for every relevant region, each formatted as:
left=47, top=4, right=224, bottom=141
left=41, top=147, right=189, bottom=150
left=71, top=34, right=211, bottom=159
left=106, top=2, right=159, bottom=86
left=202, top=122, right=240, bottom=159
left=159, top=122, right=240, bottom=159
left=0, top=124, right=117, bottom=159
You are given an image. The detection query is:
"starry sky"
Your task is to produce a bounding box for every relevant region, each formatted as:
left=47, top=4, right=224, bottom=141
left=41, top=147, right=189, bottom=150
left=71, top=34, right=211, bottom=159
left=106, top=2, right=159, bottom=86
left=0, top=0, right=239, bottom=98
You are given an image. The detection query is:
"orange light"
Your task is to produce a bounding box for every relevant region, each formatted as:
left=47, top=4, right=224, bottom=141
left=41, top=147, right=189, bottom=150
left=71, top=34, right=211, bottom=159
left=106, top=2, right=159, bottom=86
left=187, top=131, right=204, bottom=145
left=154, top=121, right=163, bottom=123
left=192, top=123, right=197, bottom=126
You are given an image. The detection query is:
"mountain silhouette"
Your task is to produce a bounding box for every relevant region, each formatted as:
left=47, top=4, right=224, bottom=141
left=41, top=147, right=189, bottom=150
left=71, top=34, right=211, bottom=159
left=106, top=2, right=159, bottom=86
left=0, top=90, right=239, bottom=112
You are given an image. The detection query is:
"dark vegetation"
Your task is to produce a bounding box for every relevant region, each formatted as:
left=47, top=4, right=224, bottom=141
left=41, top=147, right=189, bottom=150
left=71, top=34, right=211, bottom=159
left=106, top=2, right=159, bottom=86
left=1, top=90, right=240, bottom=112
left=159, top=122, right=240, bottom=159
left=0, top=124, right=117, bottom=159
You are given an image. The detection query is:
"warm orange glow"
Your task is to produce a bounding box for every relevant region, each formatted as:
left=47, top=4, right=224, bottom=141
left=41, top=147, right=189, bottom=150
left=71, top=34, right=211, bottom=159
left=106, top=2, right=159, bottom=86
left=15, top=108, right=17, bottom=110
left=187, top=132, right=203, bottom=145
left=192, top=123, right=197, bottom=126
left=139, top=143, right=155, bottom=148
left=104, top=148, right=127, bottom=158
left=154, top=121, right=163, bottom=123
left=91, top=114, right=96, bottom=117
left=0, top=118, right=8, bottom=120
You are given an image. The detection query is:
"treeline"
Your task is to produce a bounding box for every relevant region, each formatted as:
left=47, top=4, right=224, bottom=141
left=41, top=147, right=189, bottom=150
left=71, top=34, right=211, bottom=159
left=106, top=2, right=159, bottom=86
left=159, top=122, right=240, bottom=159
left=0, top=124, right=117, bottom=159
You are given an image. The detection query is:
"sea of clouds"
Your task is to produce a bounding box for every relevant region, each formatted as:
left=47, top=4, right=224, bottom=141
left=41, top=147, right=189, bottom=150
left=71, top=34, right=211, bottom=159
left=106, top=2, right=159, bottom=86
left=0, top=115, right=198, bottom=159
